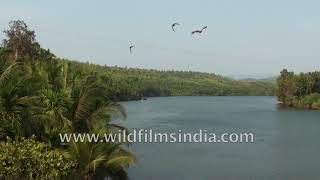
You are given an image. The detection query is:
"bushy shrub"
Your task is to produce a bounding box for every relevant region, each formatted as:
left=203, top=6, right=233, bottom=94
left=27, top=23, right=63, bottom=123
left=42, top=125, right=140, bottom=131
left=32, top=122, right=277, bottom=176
left=0, top=136, right=76, bottom=179
left=303, top=93, right=320, bottom=107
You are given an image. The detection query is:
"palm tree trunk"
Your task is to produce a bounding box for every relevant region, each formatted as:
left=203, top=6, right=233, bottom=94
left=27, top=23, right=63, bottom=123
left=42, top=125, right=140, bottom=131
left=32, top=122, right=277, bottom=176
left=14, top=49, right=19, bottom=61
left=63, top=62, right=68, bottom=89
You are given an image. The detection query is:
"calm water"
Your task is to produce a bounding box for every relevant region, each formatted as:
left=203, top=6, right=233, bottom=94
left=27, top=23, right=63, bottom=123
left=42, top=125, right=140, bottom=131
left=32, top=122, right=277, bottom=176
left=120, top=96, right=320, bottom=180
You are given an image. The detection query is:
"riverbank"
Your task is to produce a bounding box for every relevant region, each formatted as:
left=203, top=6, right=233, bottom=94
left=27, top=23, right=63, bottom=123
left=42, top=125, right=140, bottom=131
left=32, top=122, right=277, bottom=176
left=277, top=94, right=320, bottom=110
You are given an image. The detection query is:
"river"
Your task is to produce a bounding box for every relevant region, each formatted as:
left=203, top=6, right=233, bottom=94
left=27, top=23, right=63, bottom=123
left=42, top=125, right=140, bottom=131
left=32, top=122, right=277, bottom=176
left=120, top=96, right=320, bottom=180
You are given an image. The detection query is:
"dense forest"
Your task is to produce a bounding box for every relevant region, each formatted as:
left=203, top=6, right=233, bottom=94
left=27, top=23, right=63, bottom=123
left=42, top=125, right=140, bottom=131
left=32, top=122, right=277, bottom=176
left=277, top=69, right=320, bottom=109
left=0, top=21, right=135, bottom=180
left=66, top=62, right=275, bottom=101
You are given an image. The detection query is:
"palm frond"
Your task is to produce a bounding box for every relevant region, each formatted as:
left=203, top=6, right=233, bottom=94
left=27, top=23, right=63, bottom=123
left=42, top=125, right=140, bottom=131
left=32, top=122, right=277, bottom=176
left=85, top=154, right=106, bottom=173
left=0, top=62, right=24, bottom=86
left=106, top=148, right=136, bottom=170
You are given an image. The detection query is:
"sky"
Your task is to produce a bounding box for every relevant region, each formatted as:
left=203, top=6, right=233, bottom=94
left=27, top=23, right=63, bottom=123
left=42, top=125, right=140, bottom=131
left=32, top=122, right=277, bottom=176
left=0, top=0, right=319, bottom=78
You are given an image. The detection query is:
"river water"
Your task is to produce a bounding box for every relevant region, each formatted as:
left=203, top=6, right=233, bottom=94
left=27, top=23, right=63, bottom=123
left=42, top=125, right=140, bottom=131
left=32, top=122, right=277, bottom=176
left=121, top=96, right=320, bottom=180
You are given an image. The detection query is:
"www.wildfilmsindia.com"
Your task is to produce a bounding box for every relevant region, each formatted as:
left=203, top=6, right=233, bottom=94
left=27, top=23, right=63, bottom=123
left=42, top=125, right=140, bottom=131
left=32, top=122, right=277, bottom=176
left=59, top=129, right=254, bottom=143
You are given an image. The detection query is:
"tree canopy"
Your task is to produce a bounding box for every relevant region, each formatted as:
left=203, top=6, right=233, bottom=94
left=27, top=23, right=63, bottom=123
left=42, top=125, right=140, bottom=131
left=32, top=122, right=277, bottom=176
left=277, top=69, right=320, bottom=109
left=0, top=20, right=135, bottom=180
left=2, top=20, right=39, bottom=61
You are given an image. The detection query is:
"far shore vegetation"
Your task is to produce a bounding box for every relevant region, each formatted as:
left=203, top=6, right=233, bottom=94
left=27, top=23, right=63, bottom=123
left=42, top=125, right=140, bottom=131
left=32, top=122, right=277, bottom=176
left=277, top=69, right=320, bottom=110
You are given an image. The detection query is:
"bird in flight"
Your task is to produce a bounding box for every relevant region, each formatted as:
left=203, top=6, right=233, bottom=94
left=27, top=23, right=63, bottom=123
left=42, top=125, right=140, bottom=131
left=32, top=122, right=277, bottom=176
left=171, top=22, right=180, bottom=32
left=129, top=45, right=135, bottom=54
left=191, top=26, right=208, bottom=35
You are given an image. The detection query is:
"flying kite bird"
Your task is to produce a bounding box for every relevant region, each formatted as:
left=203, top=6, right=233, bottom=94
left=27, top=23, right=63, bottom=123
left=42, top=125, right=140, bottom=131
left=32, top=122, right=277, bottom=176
left=171, top=22, right=180, bottom=32
left=129, top=45, right=135, bottom=54
left=191, top=26, right=208, bottom=35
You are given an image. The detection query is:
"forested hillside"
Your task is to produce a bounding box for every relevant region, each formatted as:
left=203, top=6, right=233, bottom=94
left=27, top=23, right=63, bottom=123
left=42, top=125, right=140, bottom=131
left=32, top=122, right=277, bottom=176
left=277, top=69, right=320, bottom=109
left=64, top=61, right=275, bottom=101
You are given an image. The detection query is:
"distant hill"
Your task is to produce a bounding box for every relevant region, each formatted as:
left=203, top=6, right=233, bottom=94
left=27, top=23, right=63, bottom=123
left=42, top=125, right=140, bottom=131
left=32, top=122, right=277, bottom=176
left=239, top=77, right=277, bottom=84
left=65, top=60, right=276, bottom=101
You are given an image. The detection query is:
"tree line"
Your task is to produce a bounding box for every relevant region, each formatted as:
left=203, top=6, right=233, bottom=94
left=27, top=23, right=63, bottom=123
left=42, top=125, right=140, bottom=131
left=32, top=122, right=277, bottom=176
left=277, top=69, right=320, bottom=109
left=64, top=61, right=275, bottom=101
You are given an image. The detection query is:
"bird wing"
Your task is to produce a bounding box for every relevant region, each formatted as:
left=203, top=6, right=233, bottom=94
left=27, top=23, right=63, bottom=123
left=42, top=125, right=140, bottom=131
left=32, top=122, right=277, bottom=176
left=191, top=30, right=201, bottom=35
left=171, top=24, right=175, bottom=32
left=129, top=46, right=134, bottom=54
left=172, top=23, right=180, bottom=32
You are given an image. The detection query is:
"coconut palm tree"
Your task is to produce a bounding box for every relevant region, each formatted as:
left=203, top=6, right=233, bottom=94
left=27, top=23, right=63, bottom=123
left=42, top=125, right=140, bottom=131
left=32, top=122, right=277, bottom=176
left=0, top=61, right=50, bottom=138
left=0, top=62, right=29, bottom=137
left=1, top=20, right=136, bottom=179
left=34, top=62, right=136, bottom=179
left=67, top=140, right=136, bottom=180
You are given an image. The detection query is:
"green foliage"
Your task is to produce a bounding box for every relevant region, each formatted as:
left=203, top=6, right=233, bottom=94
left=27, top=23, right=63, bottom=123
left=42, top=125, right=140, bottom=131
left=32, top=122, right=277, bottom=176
left=2, top=20, right=38, bottom=62
left=0, top=136, right=76, bottom=179
left=277, top=69, right=320, bottom=109
left=67, top=140, right=136, bottom=179
left=65, top=61, right=275, bottom=101
left=0, top=20, right=136, bottom=179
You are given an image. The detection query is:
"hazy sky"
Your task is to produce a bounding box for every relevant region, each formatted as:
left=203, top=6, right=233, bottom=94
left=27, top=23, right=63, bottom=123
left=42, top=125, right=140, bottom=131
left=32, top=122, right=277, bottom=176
left=0, top=0, right=319, bottom=77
